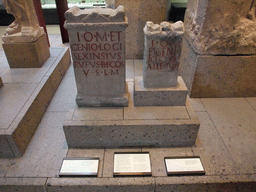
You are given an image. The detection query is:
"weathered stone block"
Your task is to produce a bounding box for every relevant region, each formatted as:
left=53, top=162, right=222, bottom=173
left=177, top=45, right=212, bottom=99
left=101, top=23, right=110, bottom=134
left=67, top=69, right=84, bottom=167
left=134, top=76, right=188, bottom=106
left=2, top=34, right=50, bottom=68
left=65, top=6, right=129, bottom=107
left=179, top=38, right=256, bottom=97
left=184, top=0, right=256, bottom=55
left=143, top=21, right=184, bottom=88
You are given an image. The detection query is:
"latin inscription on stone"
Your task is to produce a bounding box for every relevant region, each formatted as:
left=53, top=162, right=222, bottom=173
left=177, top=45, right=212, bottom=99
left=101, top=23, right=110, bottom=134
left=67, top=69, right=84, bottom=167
left=147, top=39, right=178, bottom=71
left=65, top=6, right=128, bottom=107
left=71, top=31, right=124, bottom=78
left=143, top=21, right=184, bottom=88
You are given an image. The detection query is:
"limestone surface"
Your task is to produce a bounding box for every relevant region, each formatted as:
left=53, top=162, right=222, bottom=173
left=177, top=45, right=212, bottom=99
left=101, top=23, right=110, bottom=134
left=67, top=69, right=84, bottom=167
left=65, top=5, right=128, bottom=107
left=143, top=21, right=184, bottom=88
left=65, top=5, right=125, bottom=23
left=185, top=0, right=256, bottom=55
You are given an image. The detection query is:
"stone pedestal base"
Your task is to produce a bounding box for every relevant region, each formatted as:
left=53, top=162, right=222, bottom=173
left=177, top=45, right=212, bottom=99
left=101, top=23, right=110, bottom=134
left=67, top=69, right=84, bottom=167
left=0, top=47, right=71, bottom=158
left=2, top=34, right=50, bottom=68
left=134, top=76, right=188, bottom=106
left=0, top=77, right=3, bottom=88
left=179, top=38, right=256, bottom=97
left=76, top=87, right=129, bottom=107
left=63, top=81, right=200, bottom=148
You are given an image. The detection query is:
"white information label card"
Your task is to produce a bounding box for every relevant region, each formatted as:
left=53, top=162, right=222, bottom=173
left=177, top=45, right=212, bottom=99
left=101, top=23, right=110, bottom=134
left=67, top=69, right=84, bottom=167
left=59, top=158, right=99, bottom=177
left=165, top=157, right=205, bottom=175
left=114, top=153, right=152, bottom=176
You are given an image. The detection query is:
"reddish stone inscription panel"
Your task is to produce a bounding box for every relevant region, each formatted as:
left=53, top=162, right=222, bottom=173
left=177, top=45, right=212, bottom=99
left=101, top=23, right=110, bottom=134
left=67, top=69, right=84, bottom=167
left=69, top=29, right=126, bottom=97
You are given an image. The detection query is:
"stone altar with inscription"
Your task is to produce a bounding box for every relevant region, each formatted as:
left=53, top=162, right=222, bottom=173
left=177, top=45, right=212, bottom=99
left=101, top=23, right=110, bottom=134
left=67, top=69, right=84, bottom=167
left=134, top=21, right=188, bottom=106
left=64, top=6, right=128, bottom=107
left=2, top=0, right=50, bottom=68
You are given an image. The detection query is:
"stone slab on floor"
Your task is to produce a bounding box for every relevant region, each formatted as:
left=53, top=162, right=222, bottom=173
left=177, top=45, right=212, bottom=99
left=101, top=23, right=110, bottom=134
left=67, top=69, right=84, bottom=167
left=63, top=81, right=200, bottom=148
left=134, top=76, right=188, bottom=106
left=179, top=38, right=256, bottom=97
left=0, top=47, right=71, bottom=158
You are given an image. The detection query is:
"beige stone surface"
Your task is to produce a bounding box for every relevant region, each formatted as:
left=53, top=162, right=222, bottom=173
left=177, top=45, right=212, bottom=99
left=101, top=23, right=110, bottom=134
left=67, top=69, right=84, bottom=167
left=143, top=21, right=184, bottom=88
left=179, top=38, right=256, bottom=97
left=3, top=34, right=50, bottom=68
left=184, top=0, right=256, bottom=55
left=115, top=0, right=168, bottom=59
left=190, top=55, right=256, bottom=98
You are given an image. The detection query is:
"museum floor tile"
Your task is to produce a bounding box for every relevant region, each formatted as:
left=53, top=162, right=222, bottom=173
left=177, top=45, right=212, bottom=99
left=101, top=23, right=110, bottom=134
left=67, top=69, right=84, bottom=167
left=0, top=26, right=255, bottom=191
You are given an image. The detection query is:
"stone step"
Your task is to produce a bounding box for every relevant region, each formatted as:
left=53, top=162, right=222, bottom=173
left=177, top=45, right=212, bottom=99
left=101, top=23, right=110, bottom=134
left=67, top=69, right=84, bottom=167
left=63, top=81, right=200, bottom=148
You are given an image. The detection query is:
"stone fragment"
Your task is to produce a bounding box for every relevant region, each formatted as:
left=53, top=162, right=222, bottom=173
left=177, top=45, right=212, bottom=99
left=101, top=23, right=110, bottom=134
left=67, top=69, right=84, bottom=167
left=143, top=21, right=184, bottom=88
left=184, top=0, right=256, bottom=55
left=64, top=6, right=129, bottom=107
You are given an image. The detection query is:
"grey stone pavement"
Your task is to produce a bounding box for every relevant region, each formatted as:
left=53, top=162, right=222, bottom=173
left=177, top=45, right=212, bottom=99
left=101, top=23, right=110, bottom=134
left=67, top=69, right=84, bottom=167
left=0, top=30, right=255, bottom=191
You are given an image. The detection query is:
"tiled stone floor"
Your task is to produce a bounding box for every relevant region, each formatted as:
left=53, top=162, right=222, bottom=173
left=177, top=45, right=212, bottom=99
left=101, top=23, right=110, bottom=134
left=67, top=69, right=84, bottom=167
left=0, top=26, right=255, bottom=191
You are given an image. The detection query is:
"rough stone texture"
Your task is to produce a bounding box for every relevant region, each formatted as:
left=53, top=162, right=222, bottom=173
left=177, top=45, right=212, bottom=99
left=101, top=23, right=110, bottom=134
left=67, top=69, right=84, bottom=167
left=184, top=0, right=256, bottom=55
left=179, top=38, right=256, bottom=97
left=65, top=6, right=128, bottom=107
left=0, top=48, right=71, bottom=158
left=143, top=21, right=184, bottom=88
left=0, top=77, right=3, bottom=88
left=134, top=76, right=188, bottom=106
left=2, top=34, right=50, bottom=68
left=65, top=5, right=125, bottom=23
left=115, top=0, right=168, bottom=59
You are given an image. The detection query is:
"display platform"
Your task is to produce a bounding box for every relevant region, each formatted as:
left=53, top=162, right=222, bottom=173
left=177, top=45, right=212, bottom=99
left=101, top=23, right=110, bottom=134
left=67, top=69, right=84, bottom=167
left=63, top=80, right=200, bottom=149
left=0, top=47, right=71, bottom=158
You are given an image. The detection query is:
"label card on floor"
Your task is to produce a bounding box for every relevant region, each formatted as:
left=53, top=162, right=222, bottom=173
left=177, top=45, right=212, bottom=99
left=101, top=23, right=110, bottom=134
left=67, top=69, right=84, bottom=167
left=59, top=158, right=99, bottom=177
left=113, top=153, right=152, bottom=176
left=165, top=156, right=205, bottom=176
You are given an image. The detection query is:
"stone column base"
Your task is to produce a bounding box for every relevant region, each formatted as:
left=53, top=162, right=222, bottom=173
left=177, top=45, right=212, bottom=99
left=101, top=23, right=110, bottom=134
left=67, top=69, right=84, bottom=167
left=179, top=38, right=256, bottom=98
left=2, top=34, right=50, bottom=68
left=134, top=76, right=188, bottom=106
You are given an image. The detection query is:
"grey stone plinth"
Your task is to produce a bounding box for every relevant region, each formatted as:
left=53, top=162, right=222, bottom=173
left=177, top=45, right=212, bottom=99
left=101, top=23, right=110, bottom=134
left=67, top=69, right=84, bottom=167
left=65, top=6, right=129, bottom=107
left=0, top=47, right=71, bottom=158
left=76, top=92, right=129, bottom=107
left=179, top=38, right=256, bottom=97
left=63, top=82, right=199, bottom=148
left=0, top=77, right=3, bottom=88
left=134, top=76, right=188, bottom=106
left=2, top=34, right=50, bottom=68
